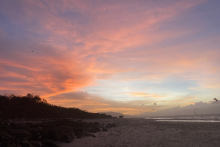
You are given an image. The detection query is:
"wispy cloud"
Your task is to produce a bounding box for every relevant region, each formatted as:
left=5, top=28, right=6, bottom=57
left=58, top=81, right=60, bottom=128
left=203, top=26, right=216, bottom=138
left=171, top=97, right=197, bottom=102
left=0, top=40, right=92, bottom=97
left=130, top=93, right=165, bottom=98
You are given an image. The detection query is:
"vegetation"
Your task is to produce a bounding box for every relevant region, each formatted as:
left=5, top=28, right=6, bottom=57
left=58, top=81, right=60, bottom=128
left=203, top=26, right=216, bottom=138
left=119, top=115, right=124, bottom=118
left=0, top=93, right=112, bottom=119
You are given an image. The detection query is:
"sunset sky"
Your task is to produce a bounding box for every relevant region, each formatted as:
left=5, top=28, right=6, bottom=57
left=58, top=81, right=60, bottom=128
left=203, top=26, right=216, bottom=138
left=1, top=0, right=220, bottom=115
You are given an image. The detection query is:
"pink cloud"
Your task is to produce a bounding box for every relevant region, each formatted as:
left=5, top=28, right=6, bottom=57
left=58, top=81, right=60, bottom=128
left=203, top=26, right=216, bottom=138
left=0, top=40, right=93, bottom=97
left=1, top=0, right=205, bottom=55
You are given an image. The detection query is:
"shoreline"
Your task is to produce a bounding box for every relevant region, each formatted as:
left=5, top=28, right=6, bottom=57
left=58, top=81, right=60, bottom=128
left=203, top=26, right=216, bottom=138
left=59, top=118, right=220, bottom=147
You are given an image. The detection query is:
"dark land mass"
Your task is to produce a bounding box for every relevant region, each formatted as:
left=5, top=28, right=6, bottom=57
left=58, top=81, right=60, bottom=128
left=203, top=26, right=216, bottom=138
left=0, top=94, right=117, bottom=147
left=0, top=93, right=112, bottom=119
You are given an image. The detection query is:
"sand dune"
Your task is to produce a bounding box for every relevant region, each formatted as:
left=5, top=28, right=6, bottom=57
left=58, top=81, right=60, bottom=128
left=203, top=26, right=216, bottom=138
left=59, top=118, right=220, bottom=147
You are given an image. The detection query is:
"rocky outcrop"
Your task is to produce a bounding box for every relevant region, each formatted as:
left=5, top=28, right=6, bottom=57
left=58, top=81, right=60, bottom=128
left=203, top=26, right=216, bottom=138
left=106, top=123, right=117, bottom=128
left=87, top=122, right=101, bottom=133
left=102, top=128, right=108, bottom=131
left=30, top=141, right=41, bottom=147
left=0, top=130, right=16, bottom=147
left=47, top=125, right=75, bottom=143
left=8, top=129, right=31, bottom=143
left=0, top=119, right=117, bottom=147
left=42, top=139, right=59, bottom=147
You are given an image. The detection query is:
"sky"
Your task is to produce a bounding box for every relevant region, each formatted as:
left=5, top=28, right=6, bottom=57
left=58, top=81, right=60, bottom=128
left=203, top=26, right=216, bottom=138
left=1, top=0, right=220, bottom=116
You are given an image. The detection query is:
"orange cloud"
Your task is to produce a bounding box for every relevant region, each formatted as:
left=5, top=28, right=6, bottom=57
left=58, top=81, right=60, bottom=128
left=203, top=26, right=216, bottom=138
left=0, top=40, right=93, bottom=97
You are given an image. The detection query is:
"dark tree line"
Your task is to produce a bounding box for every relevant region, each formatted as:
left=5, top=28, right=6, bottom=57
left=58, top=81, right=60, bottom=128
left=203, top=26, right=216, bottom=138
left=0, top=93, right=112, bottom=119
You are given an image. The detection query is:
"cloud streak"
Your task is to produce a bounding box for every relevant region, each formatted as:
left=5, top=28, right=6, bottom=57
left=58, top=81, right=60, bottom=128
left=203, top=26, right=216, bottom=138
left=0, top=39, right=92, bottom=97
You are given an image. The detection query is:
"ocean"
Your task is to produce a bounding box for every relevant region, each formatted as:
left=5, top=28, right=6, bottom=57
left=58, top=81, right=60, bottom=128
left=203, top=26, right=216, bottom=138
left=146, top=114, right=220, bottom=122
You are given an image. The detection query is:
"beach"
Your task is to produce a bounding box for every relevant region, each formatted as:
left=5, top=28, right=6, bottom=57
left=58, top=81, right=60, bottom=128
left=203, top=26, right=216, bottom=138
left=59, top=118, right=220, bottom=147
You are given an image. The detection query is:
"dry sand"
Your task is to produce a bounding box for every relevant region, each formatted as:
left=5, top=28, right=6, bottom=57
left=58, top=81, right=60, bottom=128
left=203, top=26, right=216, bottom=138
left=59, top=118, right=220, bottom=147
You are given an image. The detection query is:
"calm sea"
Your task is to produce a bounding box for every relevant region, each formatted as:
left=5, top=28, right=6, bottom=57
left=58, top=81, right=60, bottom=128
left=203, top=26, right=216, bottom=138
left=145, top=114, right=220, bottom=122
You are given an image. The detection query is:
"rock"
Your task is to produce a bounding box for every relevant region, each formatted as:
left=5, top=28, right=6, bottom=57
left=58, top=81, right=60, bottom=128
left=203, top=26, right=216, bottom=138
left=48, top=129, right=62, bottom=141
left=32, top=128, right=47, bottom=140
left=73, top=128, right=85, bottom=138
left=42, top=139, right=59, bottom=147
left=72, top=121, right=87, bottom=129
left=30, top=141, right=41, bottom=147
left=85, top=133, right=96, bottom=138
left=11, top=123, right=30, bottom=131
left=102, top=128, right=108, bottom=131
left=87, top=122, right=100, bottom=133
left=31, top=131, right=41, bottom=140
left=90, top=134, right=96, bottom=138
left=94, top=122, right=100, bottom=126
left=59, top=125, right=75, bottom=143
left=87, top=126, right=100, bottom=133
left=0, top=119, right=104, bottom=146
left=106, top=123, right=116, bottom=128
left=61, top=135, right=71, bottom=143
left=0, top=130, right=16, bottom=147
left=47, top=125, right=75, bottom=143
left=76, top=120, right=83, bottom=123
left=22, top=142, right=32, bottom=147
left=8, top=129, right=31, bottom=143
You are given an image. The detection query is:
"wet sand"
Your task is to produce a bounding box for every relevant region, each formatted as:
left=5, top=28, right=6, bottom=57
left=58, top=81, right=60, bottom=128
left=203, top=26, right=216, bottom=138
left=59, top=118, right=220, bottom=147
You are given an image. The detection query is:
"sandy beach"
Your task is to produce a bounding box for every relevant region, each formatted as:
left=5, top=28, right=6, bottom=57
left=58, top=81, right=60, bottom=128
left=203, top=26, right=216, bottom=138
left=59, top=118, right=220, bottom=147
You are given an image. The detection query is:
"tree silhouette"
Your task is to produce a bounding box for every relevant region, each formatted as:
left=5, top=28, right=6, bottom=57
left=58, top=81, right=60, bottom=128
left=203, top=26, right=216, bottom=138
left=0, top=93, right=112, bottom=119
